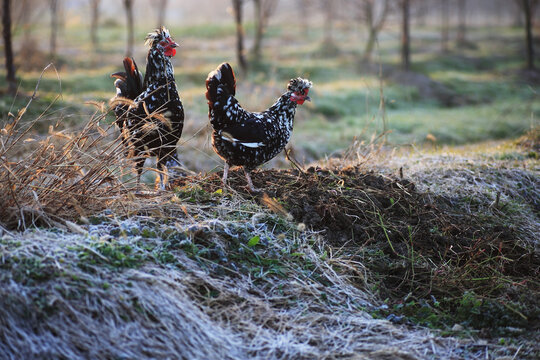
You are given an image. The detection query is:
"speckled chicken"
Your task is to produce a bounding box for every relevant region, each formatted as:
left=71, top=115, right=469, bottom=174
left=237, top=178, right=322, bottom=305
left=111, top=27, right=184, bottom=189
left=206, top=62, right=312, bottom=192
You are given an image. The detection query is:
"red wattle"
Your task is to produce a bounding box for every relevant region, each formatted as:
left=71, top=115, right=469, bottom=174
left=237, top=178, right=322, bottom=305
left=165, top=47, right=177, bottom=57
left=290, top=92, right=307, bottom=105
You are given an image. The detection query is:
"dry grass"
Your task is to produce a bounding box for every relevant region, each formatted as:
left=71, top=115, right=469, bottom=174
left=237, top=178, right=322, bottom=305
left=0, top=73, right=137, bottom=230
left=0, top=115, right=133, bottom=230
left=1, top=111, right=538, bottom=358
left=517, top=125, right=540, bottom=153
left=390, top=142, right=539, bottom=248
left=1, top=79, right=538, bottom=359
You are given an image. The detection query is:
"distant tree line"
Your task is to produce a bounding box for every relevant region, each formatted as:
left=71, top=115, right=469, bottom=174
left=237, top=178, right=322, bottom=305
left=1, top=0, right=538, bottom=94
left=229, top=0, right=537, bottom=73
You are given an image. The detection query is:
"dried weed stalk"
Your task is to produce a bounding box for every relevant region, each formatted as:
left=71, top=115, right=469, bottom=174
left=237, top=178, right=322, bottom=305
left=0, top=75, right=134, bottom=229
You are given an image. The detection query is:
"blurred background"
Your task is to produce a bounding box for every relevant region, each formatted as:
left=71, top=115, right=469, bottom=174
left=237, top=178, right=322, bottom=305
left=0, top=0, right=538, bottom=175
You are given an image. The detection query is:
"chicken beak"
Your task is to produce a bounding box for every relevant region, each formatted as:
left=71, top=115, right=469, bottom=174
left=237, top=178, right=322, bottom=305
left=304, top=96, right=311, bottom=102
left=170, top=41, right=179, bottom=48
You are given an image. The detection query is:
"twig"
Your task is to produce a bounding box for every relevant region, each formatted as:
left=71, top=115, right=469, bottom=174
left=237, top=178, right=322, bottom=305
left=511, top=345, right=523, bottom=360
left=24, top=63, right=62, bottom=119
left=285, top=148, right=305, bottom=175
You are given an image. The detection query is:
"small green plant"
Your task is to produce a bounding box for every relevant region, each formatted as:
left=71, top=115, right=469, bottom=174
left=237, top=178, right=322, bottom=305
left=11, top=257, right=61, bottom=284
left=175, top=184, right=218, bottom=204
left=77, top=241, right=146, bottom=269
left=247, top=235, right=261, bottom=247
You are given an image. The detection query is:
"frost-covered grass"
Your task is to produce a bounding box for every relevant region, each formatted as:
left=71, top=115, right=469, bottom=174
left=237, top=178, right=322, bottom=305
left=2, top=150, right=538, bottom=359
left=0, top=212, right=462, bottom=359
left=1, top=108, right=539, bottom=358
left=0, top=18, right=539, bottom=360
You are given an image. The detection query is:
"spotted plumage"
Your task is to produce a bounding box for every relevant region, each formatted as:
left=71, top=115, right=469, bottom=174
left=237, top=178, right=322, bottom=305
left=206, top=62, right=312, bottom=191
left=111, top=27, right=184, bottom=189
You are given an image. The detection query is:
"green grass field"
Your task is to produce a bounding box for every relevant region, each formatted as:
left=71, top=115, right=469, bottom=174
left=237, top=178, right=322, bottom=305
left=1, top=22, right=537, bottom=170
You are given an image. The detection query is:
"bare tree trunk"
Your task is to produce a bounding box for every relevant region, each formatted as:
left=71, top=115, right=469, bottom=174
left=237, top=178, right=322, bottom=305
left=156, top=0, right=168, bottom=27
left=322, top=0, right=335, bottom=45
left=19, top=0, right=32, bottom=41
left=456, top=0, right=466, bottom=43
left=360, top=0, right=374, bottom=62
left=50, top=0, right=59, bottom=59
left=90, top=0, right=100, bottom=49
left=415, top=0, right=429, bottom=27
left=123, top=0, right=134, bottom=58
left=513, top=1, right=524, bottom=27
left=252, top=0, right=278, bottom=62
left=253, top=0, right=263, bottom=61
left=522, top=0, right=535, bottom=69
left=441, top=0, right=449, bottom=53
left=232, top=0, right=247, bottom=72
left=2, top=0, right=17, bottom=94
left=401, top=0, right=410, bottom=71
left=359, top=0, right=390, bottom=63
left=363, top=28, right=377, bottom=62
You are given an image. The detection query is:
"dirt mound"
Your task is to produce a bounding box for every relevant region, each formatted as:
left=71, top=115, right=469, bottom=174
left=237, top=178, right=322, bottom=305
left=176, top=166, right=421, bottom=244
left=174, top=166, right=539, bottom=306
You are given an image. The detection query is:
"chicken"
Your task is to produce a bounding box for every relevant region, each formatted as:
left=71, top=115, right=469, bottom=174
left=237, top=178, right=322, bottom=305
left=111, top=27, right=184, bottom=189
left=205, top=62, right=312, bottom=192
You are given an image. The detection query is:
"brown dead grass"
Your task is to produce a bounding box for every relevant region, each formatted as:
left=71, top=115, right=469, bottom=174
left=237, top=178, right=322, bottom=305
left=517, top=125, right=539, bottom=153
left=0, top=93, right=135, bottom=230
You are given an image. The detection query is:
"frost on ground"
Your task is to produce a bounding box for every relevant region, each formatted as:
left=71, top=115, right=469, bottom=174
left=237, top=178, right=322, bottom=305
left=0, top=216, right=489, bottom=360
left=1, top=118, right=539, bottom=359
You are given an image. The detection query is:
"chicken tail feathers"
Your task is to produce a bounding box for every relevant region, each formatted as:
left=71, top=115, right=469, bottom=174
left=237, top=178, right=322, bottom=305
left=122, top=57, right=143, bottom=99
left=111, top=57, right=143, bottom=100
left=111, top=57, right=144, bottom=126
left=205, top=62, right=236, bottom=110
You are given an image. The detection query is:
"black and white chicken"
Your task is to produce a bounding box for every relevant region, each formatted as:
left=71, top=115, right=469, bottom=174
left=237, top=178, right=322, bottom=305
left=111, top=27, right=184, bottom=189
left=206, top=62, right=312, bottom=192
